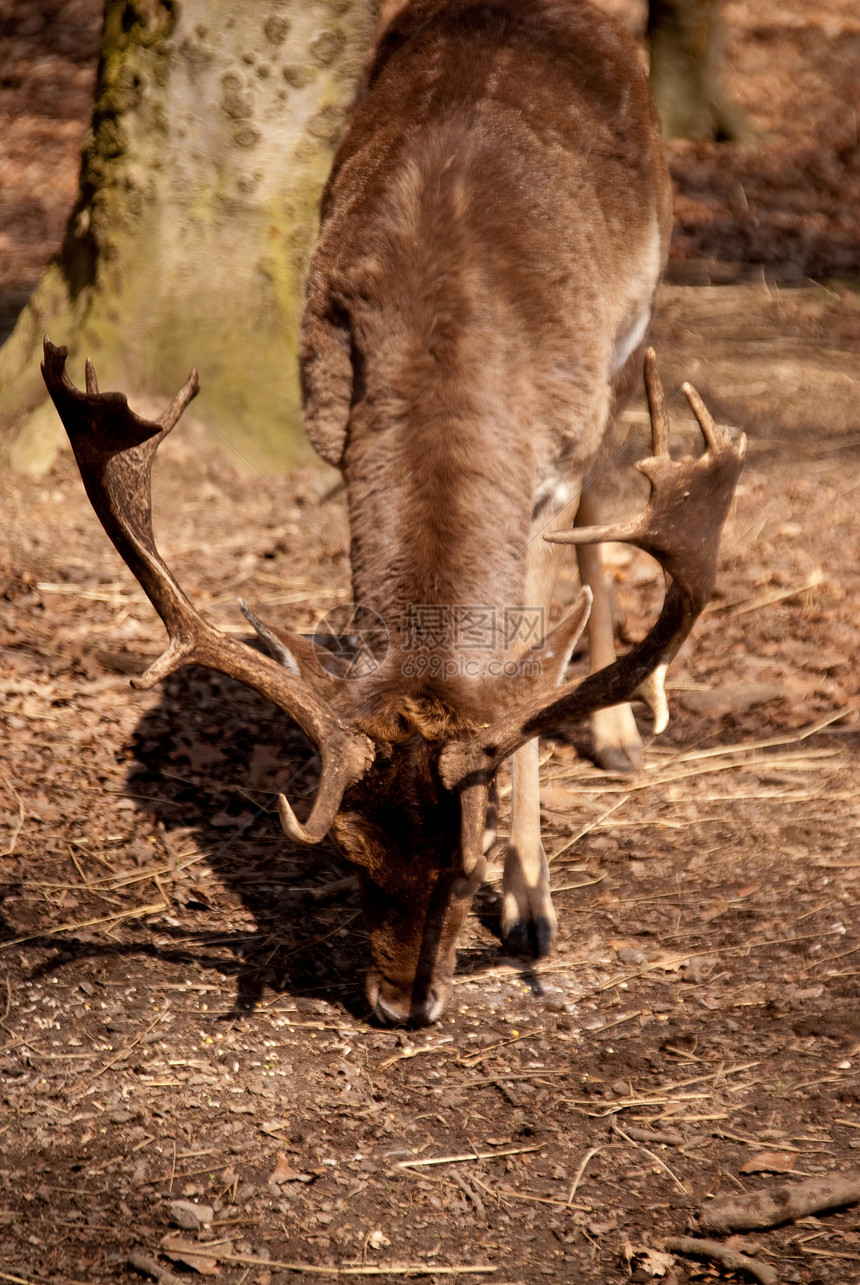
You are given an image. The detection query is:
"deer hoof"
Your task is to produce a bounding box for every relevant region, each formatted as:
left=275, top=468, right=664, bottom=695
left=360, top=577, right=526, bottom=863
left=591, top=703, right=643, bottom=773
left=594, top=742, right=642, bottom=773
left=503, top=914, right=556, bottom=958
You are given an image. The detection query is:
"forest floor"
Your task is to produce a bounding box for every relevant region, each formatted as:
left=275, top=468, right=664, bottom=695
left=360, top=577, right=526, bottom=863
left=1, top=2, right=860, bottom=1284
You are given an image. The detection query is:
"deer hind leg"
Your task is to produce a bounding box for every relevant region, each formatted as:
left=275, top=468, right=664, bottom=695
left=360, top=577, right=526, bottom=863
left=501, top=737, right=557, bottom=956
left=575, top=486, right=643, bottom=772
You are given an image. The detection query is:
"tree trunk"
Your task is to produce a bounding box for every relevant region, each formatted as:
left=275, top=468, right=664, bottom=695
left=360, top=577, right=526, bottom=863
left=647, top=0, right=752, bottom=142
left=0, top=0, right=373, bottom=474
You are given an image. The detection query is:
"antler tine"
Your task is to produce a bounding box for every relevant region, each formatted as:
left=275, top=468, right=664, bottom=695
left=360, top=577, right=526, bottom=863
left=459, top=778, right=490, bottom=877
left=439, top=352, right=745, bottom=790
left=545, top=354, right=746, bottom=604
left=42, top=339, right=374, bottom=839
left=683, top=380, right=722, bottom=452
left=546, top=347, right=674, bottom=552
left=643, top=346, right=671, bottom=455
left=278, top=748, right=368, bottom=845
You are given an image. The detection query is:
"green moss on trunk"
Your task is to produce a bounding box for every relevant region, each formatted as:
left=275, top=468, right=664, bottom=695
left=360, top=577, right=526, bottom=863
left=0, top=0, right=373, bottom=475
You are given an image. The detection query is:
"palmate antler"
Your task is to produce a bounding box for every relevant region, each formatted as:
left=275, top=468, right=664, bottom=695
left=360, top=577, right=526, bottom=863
left=441, top=349, right=746, bottom=861
left=41, top=340, right=374, bottom=839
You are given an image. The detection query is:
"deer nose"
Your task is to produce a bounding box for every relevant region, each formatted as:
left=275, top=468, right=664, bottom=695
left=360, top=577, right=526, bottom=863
left=372, top=982, right=446, bottom=1028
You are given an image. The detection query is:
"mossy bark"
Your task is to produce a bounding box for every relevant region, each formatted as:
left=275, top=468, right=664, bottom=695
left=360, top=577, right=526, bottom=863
left=0, top=0, right=373, bottom=474
left=647, top=0, right=753, bottom=142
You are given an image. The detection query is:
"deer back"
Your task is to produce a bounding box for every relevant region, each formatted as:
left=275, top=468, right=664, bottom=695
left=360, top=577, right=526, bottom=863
left=302, top=1, right=672, bottom=660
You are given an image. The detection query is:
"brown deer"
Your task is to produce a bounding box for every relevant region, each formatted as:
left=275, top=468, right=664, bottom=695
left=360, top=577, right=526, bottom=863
left=42, top=0, right=745, bottom=1026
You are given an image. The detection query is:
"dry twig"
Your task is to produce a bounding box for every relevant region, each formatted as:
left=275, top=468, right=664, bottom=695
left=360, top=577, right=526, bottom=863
left=203, top=1251, right=497, bottom=1275
left=567, top=1144, right=625, bottom=1204
left=610, top=1120, right=690, bottom=1195
left=700, top=1168, right=860, bottom=1232
left=88, top=1003, right=172, bottom=1081
left=663, top=1235, right=778, bottom=1285
left=548, top=796, right=630, bottom=861
left=619, top=1125, right=685, bottom=1146
left=801, top=1246, right=860, bottom=1263
left=450, top=1170, right=487, bottom=1220
left=714, top=566, right=824, bottom=615
left=397, top=1145, right=540, bottom=1169
left=378, top=1045, right=459, bottom=1071
left=0, top=900, right=168, bottom=949
left=128, top=1251, right=186, bottom=1285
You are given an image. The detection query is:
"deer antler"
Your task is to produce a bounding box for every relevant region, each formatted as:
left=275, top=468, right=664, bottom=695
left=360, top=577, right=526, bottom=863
left=41, top=339, right=374, bottom=841
left=551, top=351, right=743, bottom=603
left=440, top=350, right=746, bottom=791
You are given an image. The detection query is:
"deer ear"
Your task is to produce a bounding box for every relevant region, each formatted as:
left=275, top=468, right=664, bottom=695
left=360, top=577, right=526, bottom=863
left=300, top=296, right=352, bottom=468
left=240, top=600, right=349, bottom=696
left=483, top=588, right=593, bottom=714
left=529, top=589, right=592, bottom=690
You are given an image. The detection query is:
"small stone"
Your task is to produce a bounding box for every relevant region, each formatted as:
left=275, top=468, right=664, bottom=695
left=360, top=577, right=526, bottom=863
left=167, top=1199, right=214, bottom=1231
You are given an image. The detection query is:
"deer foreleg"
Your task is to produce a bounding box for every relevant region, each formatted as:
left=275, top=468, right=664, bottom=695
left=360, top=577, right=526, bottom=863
left=501, top=738, right=557, bottom=956
left=575, top=488, right=643, bottom=772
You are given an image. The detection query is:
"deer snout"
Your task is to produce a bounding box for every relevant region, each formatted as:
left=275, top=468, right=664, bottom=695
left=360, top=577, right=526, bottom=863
left=368, top=973, right=449, bottom=1027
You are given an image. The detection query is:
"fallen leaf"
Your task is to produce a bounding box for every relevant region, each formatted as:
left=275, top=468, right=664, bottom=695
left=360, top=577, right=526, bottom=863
left=683, top=955, right=717, bottom=985
left=651, top=954, right=687, bottom=973
left=623, top=1241, right=674, bottom=1277
left=183, top=886, right=213, bottom=910
left=268, top=1153, right=315, bottom=1185
left=248, top=742, right=284, bottom=786
left=739, top=1151, right=798, bottom=1174
left=160, top=1234, right=219, bottom=1275
left=367, top=1229, right=391, bottom=1251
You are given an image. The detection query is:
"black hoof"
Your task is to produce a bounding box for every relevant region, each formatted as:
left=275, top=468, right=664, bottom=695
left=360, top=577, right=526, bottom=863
left=503, top=915, right=554, bottom=959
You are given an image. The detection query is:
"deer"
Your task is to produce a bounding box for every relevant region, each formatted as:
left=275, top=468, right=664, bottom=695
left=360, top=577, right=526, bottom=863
left=42, top=0, right=745, bottom=1027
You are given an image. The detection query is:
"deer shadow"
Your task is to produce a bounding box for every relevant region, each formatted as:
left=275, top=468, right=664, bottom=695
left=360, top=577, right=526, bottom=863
left=19, top=649, right=604, bottom=1022
left=33, top=659, right=540, bottom=1023
left=108, top=663, right=381, bottom=1020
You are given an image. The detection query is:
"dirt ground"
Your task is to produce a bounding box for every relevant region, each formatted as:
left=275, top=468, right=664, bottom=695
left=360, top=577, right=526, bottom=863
left=2, top=2, right=860, bottom=1284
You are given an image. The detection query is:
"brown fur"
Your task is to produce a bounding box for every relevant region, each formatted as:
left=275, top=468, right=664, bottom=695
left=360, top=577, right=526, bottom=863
left=299, top=0, right=672, bottom=1022
left=356, top=692, right=484, bottom=744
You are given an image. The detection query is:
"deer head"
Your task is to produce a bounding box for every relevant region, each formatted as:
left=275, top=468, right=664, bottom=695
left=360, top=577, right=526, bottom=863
left=43, top=340, right=744, bottom=1024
